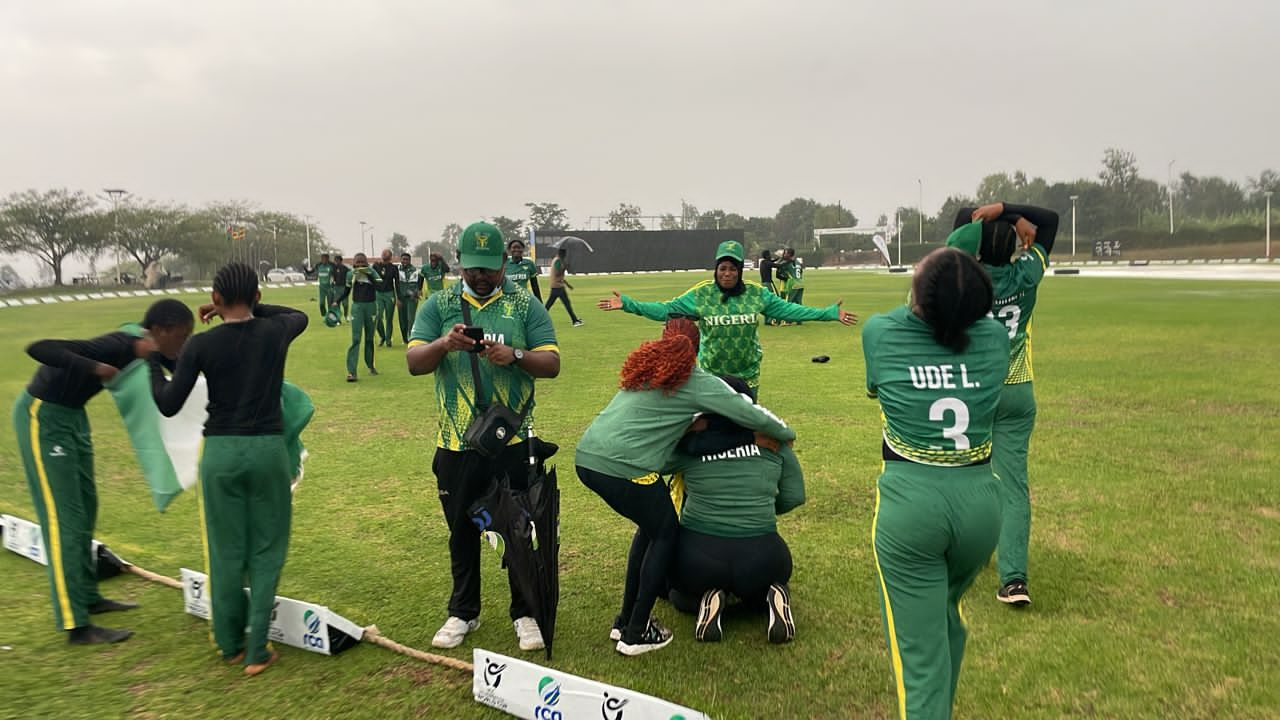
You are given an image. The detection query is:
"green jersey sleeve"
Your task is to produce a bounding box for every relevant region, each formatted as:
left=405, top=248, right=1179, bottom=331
left=688, top=370, right=796, bottom=442
left=522, top=293, right=559, bottom=351
left=620, top=288, right=700, bottom=322
left=861, top=315, right=885, bottom=398
left=410, top=292, right=445, bottom=343
left=774, top=445, right=805, bottom=515
left=760, top=288, right=839, bottom=322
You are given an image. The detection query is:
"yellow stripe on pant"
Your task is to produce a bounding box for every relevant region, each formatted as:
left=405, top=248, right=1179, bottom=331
left=29, top=398, right=76, bottom=630
left=872, top=485, right=909, bottom=720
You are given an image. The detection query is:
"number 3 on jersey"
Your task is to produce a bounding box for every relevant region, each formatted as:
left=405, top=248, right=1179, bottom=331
left=929, top=397, right=970, bottom=449
left=996, top=304, right=1021, bottom=339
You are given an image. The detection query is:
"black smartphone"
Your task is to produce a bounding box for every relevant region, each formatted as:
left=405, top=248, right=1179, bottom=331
left=462, top=325, right=485, bottom=352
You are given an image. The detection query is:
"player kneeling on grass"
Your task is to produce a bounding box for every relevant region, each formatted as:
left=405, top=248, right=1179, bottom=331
left=149, top=263, right=309, bottom=676
left=406, top=221, right=562, bottom=654
left=862, top=244, right=1009, bottom=719
left=575, top=319, right=796, bottom=657
left=13, top=299, right=194, bottom=645
left=663, top=375, right=805, bottom=644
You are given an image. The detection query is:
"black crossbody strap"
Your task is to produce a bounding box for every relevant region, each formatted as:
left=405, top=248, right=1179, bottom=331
left=459, top=295, right=535, bottom=420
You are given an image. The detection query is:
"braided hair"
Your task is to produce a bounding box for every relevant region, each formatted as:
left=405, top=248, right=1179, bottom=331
left=980, top=221, right=1019, bottom=266
left=142, top=299, right=194, bottom=330
left=212, top=262, right=259, bottom=307
left=912, top=248, right=993, bottom=353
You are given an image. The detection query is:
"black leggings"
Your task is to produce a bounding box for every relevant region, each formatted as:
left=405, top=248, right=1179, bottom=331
left=544, top=287, right=580, bottom=323
left=668, top=527, right=792, bottom=612
left=576, top=466, right=676, bottom=643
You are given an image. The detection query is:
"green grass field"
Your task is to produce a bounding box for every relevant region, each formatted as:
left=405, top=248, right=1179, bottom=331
left=1, top=270, right=1277, bottom=720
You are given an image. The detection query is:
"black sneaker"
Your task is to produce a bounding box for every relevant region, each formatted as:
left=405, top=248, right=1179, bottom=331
left=616, top=619, right=673, bottom=656
left=997, top=580, right=1031, bottom=606
left=609, top=614, right=625, bottom=642
left=68, top=625, right=133, bottom=645
left=89, top=599, right=138, bottom=614
left=766, top=583, right=795, bottom=644
left=695, top=589, right=725, bottom=642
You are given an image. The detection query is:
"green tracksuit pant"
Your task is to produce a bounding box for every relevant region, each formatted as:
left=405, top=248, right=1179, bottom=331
left=318, top=282, right=332, bottom=316
left=993, top=381, right=1036, bottom=586
left=375, top=291, right=395, bottom=344
left=198, top=435, right=291, bottom=665
left=12, top=392, right=102, bottom=631
left=873, top=461, right=1000, bottom=720
left=347, top=301, right=377, bottom=375
left=397, top=295, right=418, bottom=344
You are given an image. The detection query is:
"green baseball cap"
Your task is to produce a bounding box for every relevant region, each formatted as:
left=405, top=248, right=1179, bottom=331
left=714, top=240, right=745, bottom=263
left=458, top=221, right=505, bottom=270
left=945, top=220, right=982, bottom=258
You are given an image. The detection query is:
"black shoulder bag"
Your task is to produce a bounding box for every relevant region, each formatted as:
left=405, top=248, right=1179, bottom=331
left=459, top=299, right=533, bottom=456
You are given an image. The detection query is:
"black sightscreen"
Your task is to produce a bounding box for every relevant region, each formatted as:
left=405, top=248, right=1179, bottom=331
left=532, top=230, right=743, bottom=274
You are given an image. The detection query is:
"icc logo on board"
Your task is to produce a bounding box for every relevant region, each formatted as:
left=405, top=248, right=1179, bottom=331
left=534, top=676, right=562, bottom=720
left=601, top=691, right=630, bottom=720
left=483, top=660, right=507, bottom=688
left=302, top=609, right=326, bottom=650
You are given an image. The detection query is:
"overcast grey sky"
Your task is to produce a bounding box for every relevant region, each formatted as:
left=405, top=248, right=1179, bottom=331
left=2, top=0, right=1276, bottom=271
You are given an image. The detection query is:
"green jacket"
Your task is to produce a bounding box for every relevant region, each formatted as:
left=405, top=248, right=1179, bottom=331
left=575, top=366, right=795, bottom=480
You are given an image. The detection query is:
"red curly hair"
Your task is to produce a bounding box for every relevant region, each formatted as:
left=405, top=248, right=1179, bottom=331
left=619, top=335, right=697, bottom=393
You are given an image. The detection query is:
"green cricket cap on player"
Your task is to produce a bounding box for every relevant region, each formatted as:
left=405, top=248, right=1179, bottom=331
left=945, top=220, right=982, bottom=258
left=458, top=221, right=505, bottom=270
left=715, top=240, right=745, bottom=264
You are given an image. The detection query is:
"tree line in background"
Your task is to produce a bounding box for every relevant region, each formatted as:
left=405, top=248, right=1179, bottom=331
left=3, top=148, right=1276, bottom=288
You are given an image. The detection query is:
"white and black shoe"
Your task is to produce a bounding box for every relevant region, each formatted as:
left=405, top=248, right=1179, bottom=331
left=609, top=614, right=625, bottom=642
left=997, top=580, right=1031, bottom=606
left=431, top=616, right=479, bottom=649
left=695, top=589, right=725, bottom=642
left=766, top=583, right=795, bottom=644
left=615, top=619, right=673, bottom=656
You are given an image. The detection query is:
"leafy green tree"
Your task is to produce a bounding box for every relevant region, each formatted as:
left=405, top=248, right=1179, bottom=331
left=607, top=203, right=644, bottom=231
left=112, top=203, right=193, bottom=274
left=491, top=216, right=525, bottom=243
left=525, top=202, right=570, bottom=231
left=440, top=223, right=463, bottom=252
left=0, top=189, right=104, bottom=286
left=388, top=232, right=409, bottom=255
left=1177, top=173, right=1247, bottom=219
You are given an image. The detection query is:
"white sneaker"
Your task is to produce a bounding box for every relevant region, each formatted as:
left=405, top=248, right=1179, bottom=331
left=514, top=616, right=544, bottom=651
left=431, top=616, right=479, bottom=649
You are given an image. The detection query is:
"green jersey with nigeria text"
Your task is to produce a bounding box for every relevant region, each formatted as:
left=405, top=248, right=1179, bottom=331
left=408, top=279, right=558, bottom=451
left=423, top=262, right=449, bottom=293
left=862, top=305, right=1009, bottom=466
left=620, top=280, right=838, bottom=388
left=505, top=258, right=539, bottom=290
left=987, top=243, right=1048, bottom=384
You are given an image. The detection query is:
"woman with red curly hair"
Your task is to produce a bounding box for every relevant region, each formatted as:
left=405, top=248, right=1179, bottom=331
left=575, top=317, right=796, bottom=656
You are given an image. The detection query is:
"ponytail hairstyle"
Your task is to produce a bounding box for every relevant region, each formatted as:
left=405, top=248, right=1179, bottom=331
left=619, top=334, right=697, bottom=394
left=212, top=262, right=259, bottom=308
left=912, top=248, right=993, bottom=353
left=142, top=298, right=195, bottom=330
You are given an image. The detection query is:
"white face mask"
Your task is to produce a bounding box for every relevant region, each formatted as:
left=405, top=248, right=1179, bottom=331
left=462, top=278, right=497, bottom=299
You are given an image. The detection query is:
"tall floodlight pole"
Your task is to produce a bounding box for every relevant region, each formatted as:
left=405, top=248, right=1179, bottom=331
left=917, top=179, right=924, bottom=245
left=103, top=188, right=128, bottom=284
left=303, top=214, right=313, bottom=266
left=1069, top=195, right=1079, bottom=257
left=359, top=220, right=367, bottom=255
left=1167, top=160, right=1175, bottom=236
left=896, top=211, right=902, bottom=266
left=271, top=225, right=279, bottom=268
left=1266, top=191, right=1273, bottom=259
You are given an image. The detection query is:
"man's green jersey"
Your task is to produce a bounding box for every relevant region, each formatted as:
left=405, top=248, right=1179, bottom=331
left=665, top=443, right=805, bottom=538
left=778, top=258, right=804, bottom=292
left=862, top=305, right=1010, bottom=466
left=397, top=263, right=422, bottom=298
left=315, top=262, right=334, bottom=285
left=505, top=258, right=539, bottom=290
left=620, top=280, right=838, bottom=389
left=408, top=279, right=558, bottom=451
left=423, top=261, right=450, bottom=293
left=986, top=243, right=1048, bottom=385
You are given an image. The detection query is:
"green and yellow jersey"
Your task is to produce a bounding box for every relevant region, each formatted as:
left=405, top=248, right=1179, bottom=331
left=505, top=258, right=539, bottom=291
left=423, top=261, right=450, bottom=293
left=408, top=280, right=558, bottom=451
left=987, top=243, right=1048, bottom=384
left=620, top=280, right=838, bottom=389
left=778, top=258, right=804, bottom=292
left=315, top=262, right=334, bottom=286
left=664, top=443, right=805, bottom=538
left=862, top=305, right=1010, bottom=466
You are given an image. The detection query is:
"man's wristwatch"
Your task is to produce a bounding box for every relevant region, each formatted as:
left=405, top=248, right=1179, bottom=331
left=513, top=348, right=525, bottom=364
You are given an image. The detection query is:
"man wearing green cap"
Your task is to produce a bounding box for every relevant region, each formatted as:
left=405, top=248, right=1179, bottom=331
left=332, top=252, right=382, bottom=382
left=948, top=202, right=1059, bottom=608
left=599, top=239, right=857, bottom=397
left=406, top=221, right=562, bottom=654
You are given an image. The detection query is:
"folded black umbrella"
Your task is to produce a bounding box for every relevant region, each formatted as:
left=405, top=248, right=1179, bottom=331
left=469, top=436, right=560, bottom=660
